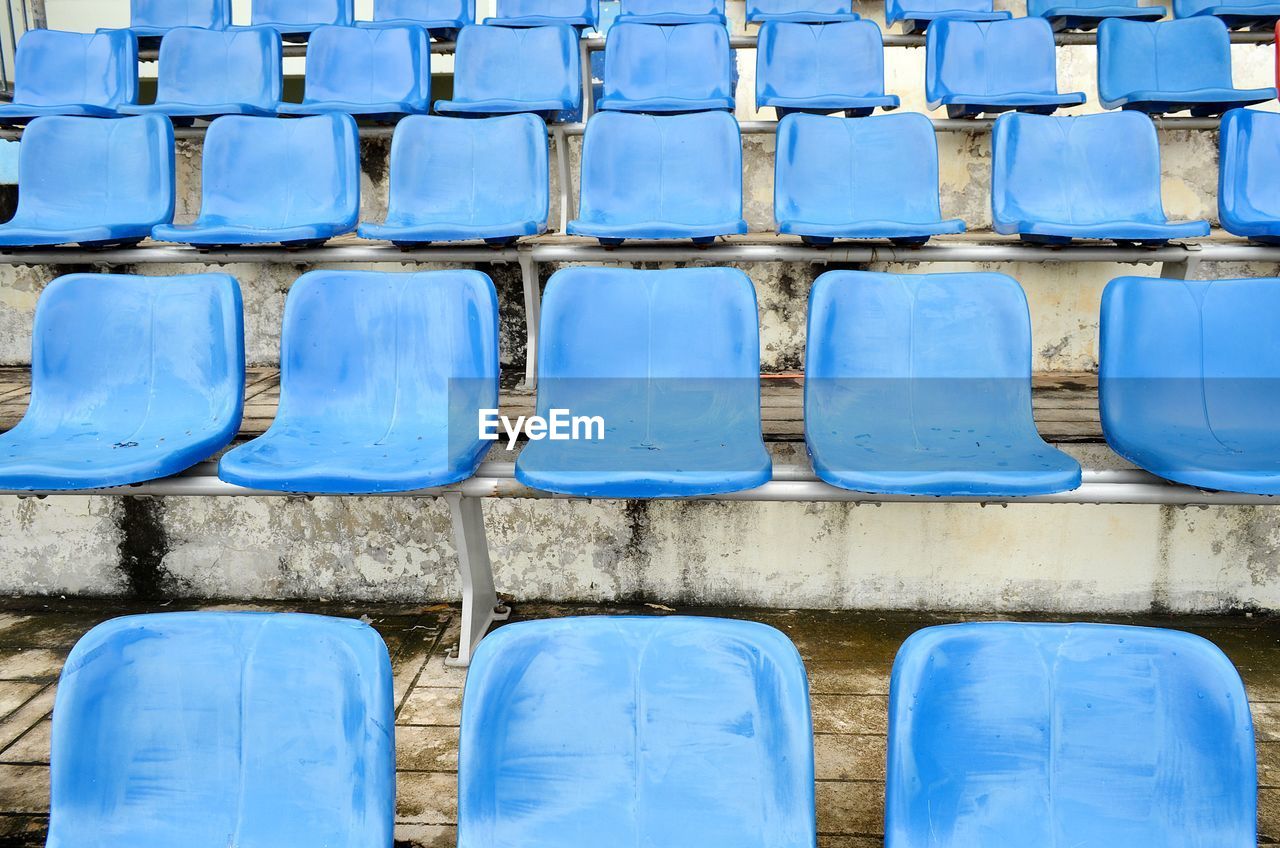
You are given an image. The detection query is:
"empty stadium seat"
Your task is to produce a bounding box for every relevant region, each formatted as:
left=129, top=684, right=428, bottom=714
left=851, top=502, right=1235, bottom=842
left=1220, top=108, right=1280, bottom=243
left=119, top=27, right=282, bottom=121
left=47, top=612, right=394, bottom=848
left=926, top=18, right=1087, bottom=117
left=435, top=25, right=581, bottom=117
left=1028, top=0, right=1164, bottom=31
left=114, top=0, right=232, bottom=40
left=0, top=274, right=243, bottom=490
left=1098, top=18, right=1276, bottom=115
left=887, top=622, right=1256, bottom=845
left=1174, top=0, right=1280, bottom=29
left=152, top=113, right=359, bottom=247
left=885, top=0, right=1010, bottom=34
left=277, top=25, right=430, bottom=118
left=991, top=111, right=1210, bottom=243
left=598, top=22, right=734, bottom=113
left=358, top=114, right=549, bottom=245
left=357, top=0, right=473, bottom=36
left=489, top=0, right=599, bottom=27
left=0, top=30, right=136, bottom=124
left=1101, top=275, right=1280, bottom=494
left=775, top=113, right=964, bottom=245
left=616, top=0, right=727, bottom=24
left=219, top=271, right=498, bottom=493
left=568, top=111, right=747, bottom=244
left=460, top=616, right=814, bottom=848
left=806, top=271, right=1080, bottom=495
left=746, top=0, right=859, bottom=22
left=239, top=0, right=354, bottom=38
left=0, top=115, right=174, bottom=249
left=756, top=21, right=900, bottom=117
left=515, top=268, right=770, bottom=497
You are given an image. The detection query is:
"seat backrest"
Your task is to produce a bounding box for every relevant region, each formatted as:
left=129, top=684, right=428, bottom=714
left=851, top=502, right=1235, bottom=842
left=620, top=0, right=726, bottom=17
left=302, top=25, right=430, bottom=105
left=887, top=0, right=995, bottom=19
left=747, top=0, right=852, bottom=19
left=992, top=111, right=1169, bottom=229
left=13, top=29, right=137, bottom=109
left=46, top=613, right=393, bottom=848
left=198, top=113, right=359, bottom=229
left=459, top=616, right=815, bottom=848
left=374, top=0, right=474, bottom=22
left=14, top=115, right=174, bottom=231
left=927, top=18, right=1060, bottom=102
left=603, top=22, right=733, bottom=104
left=385, top=114, right=548, bottom=228
left=1099, top=17, right=1235, bottom=101
left=452, top=25, right=580, bottom=107
left=1101, top=276, right=1280, bottom=452
left=886, top=622, right=1256, bottom=848
left=132, top=0, right=232, bottom=29
left=252, top=0, right=354, bottom=27
left=775, top=112, right=945, bottom=226
left=577, top=111, right=743, bottom=227
left=494, top=0, right=597, bottom=21
left=154, top=27, right=281, bottom=108
left=1219, top=107, right=1280, bottom=226
left=757, top=20, right=886, bottom=101
left=23, top=274, right=242, bottom=436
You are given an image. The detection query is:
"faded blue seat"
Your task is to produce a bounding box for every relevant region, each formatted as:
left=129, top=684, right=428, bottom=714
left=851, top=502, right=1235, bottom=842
left=756, top=21, right=899, bottom=117
left=460, top=616, right=814, bottom=848
left=0, top=274, right=242, bottom=491
left=119, top=27, right=281, bottom=120
left=775, top=114, right=964, bottom=245
left=1029, top=0, right=1164, bottom=31
left=435, top=25, right=581, bottom=117
left=887, top=622, right=1256, bottom=846
left=152, top=113, right=359, bottom=247
left=806, top=271, right=1080, bottom=496
left=568, top=111, right=747, bottom=244
left=358, top=115, right=548, bottom=246
left=489, top=0, right=599, bottom=27
left=598, top=23, right=734, bottom=113
left=992, top=111, right=1209, bottom=244
left=885, top=0, right=1010, bottom=34
left=1219, top=108, right=1280, bottom=243
left=616, top=0, right=726, bottom=24
left=746, top=0, right=859, bottom=22
left=113, top=0, right=232, bottom=40
left=926, top=18, right=1086, bottom=117
left=237, top=0, right=354, bottom=38
left=1101, top=275, right=1280, bottom=494
left=47, top=612, right=394, bottom=848
left=277, top=25, right=430, bottom=118
left=0, top=30, right=136, bottom=124
left=515, top=268, right=770, bottom=497
left=1174, top=0, right=1280, bottom=28
left=0, top=116, right=174, bottom=249
left=219, top=270, right=497, bottom=494
left=357, top=0, right=473, bottom=36
left=1099, top=18, right=1275, bottom=114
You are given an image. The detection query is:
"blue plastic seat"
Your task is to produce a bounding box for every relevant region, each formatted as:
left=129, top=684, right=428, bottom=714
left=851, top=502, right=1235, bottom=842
left=238, top=0, right=354, bottom=38
left=357, top=0, right=473, bottom=36
left=992, top=111, right=1210, bottom=244
left=152, top=114, right=359, bottom=247
left=568, top=111, right=747, bottom=244
left=1099, top=18, right=1275, bottom=115
left=885, top=0, right=1010, bottom=34
left=460, top=616, right=814, bottom=848
left=358, top=115, right=548, bottom=245
left=48, top=612, right=393, bottom=848
left=0, top=116, right=174, bottom=249
left=926, top=19, right=1086, bottom=117
left=746, top=0, right=859, bottom=22
left=775, top=114, right=964, bottom=245
left=1029, top=0, right=1164, bottom=31
left=277, top=25, right=430, bottom=118
left=616, top=0, right=726, bottom=23
left=435, top=25, right=581, bottom=117
left=0, top=274, right=243, bottom=491
left=515, top=268, right=770, bottom=497
left=119, top=27, right=282, bottom=121
left=489, top=0, right=599, bottom=27
left=114, top=0, right=233, bottom=40
left=805, top=271, right=1080, bottom=495
left=756, top=21, right=900, bottom=117
left=219, top=270, right=497, bottom=494
left=1101, top=275, right=1280, bottom=494
left=887, top=622, right=1256, bottom=847
left=1174, top=0, right=1279, bottom=28
left=1219, top=108, right=1280, bottom=243
left=598, top=23, right=734, bottom=113
left=0, top=30, right=136, bottom=124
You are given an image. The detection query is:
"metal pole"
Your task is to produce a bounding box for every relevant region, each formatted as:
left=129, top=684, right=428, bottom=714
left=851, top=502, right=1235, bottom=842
left=519, top=251, right=541, bottom=389
left=442, top=492, right=509, bottom=667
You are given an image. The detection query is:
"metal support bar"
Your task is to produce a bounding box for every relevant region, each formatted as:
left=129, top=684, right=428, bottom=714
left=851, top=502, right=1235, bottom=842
left=552, top=125, right=571, bottom=234
left=518, top=251, right=541, bottom=389
left=1160, top=244, right=1203, bottom=280
left=578, top=37, right=592, bottom=122
left=443, top=492, right=510, bottom=667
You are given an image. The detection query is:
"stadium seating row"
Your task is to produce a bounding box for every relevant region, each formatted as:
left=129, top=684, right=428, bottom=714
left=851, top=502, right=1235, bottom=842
left=47, top=611, right=1258, bottom=848
left=1, top=268, right=1276, bottom=497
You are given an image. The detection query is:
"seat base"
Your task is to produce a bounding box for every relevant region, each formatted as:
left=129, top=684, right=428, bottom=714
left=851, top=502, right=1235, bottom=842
left=747, top=10, right=862, bottom=21
left=1037, top=5, right=1165, bottom=30
left=358, top=220, right=544, bottom=244
left=893, top=9, right=1012, bottom=33
left=120, top=102, right=279, bottom=119
left=356, top=18, right=466, bottom=39
left=763, top=95, right=902, bottom=118
left=1183, top=4, right=1280, bottom=28
left=1112, top=88, right=1278, bottom=117
left=597, top=96, right=735, bottom=114
left=1002, top=219, right=1211, bottom=245
left=939, top=92, right=1087, bottom=119
left=277, top=100, right=430, bottom=120
left=567, top=219, right=749, bottom=244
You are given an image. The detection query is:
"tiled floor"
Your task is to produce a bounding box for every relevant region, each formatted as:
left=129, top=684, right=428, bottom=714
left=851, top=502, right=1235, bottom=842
left=2, top=599, right=1279, bottom=846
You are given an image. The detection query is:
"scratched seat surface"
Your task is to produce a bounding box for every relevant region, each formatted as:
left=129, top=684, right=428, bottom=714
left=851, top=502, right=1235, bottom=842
left=46, top=612, right=394, bottom=848
left=277, top=24, right=431, bottom=117
left=119, top=27, right=282, bottom=119
left=756, top=21, right=900, bottom=117
left=886, top=622, right=1256, bottom=847
left=0, top=30, right=137, bottom=124
left=458, top=616, right=815, bottom=848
